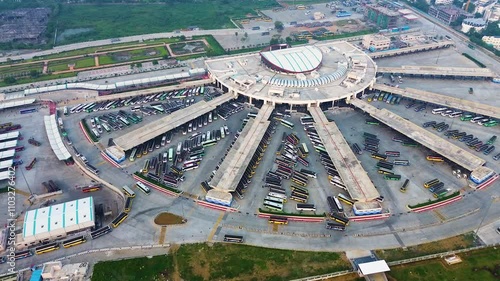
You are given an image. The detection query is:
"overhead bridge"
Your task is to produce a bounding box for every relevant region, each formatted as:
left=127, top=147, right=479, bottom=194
left=113, top=94, right=234, bottom=151
left=368, top=41, right=454, bottom=59
left=351, top=99, right=486, bottom=171
left=372, top=83, right=500, bottom=119
left=309, top=107, right=380, bottom=202
left=210, top=103, right=275, bottom=192
left=377, top=65, right=496, bottom=79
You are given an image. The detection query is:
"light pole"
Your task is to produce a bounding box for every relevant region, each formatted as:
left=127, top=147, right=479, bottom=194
left=475, top=196, right=496, bottom=237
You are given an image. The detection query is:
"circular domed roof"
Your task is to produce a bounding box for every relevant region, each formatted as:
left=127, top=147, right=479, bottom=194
left=260, top=45, right=323, bottom=73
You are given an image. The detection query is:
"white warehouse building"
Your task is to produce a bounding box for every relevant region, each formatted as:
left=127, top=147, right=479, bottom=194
left=20, top=197, right=95, bottom=247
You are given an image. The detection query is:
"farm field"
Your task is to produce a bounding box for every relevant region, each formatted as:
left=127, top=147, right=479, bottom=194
left=55, top=1, right=279, bottom=44
left=91, top=243, right=350, bottom=281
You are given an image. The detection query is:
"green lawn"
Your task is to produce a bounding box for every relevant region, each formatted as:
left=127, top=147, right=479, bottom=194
left=91, top=255, right=174, bottom=281
left=387, top=247, right=500, bottom=281
left=0, top=63, right=44, bottom=77
left=375, top=233, right=476, bottom=262
left=56, top=1, right=279, bottom=44
left=91, top=243, right=350, bottom=281
left=75, top=57, right=96, bottom=68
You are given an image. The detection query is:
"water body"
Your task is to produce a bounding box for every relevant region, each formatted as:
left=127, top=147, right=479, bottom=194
left=56, top=28, right=94, bottom=44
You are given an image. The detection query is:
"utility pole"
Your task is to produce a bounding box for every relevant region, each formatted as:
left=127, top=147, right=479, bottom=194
left=474, top=196, right=496, bottom=237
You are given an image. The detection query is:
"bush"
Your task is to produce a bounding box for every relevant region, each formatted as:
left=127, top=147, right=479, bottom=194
left=462, top=53, right=486, bottom=68
left=408, top=191, right=461, bottom=209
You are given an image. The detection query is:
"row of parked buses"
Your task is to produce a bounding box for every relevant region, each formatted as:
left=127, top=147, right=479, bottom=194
left=431, top=108, right=498, bottom=127
left=0, top=234, right=92, bottom=263
left=69, top=86, right=207, bottom=115
left=423, top=178, right=449, bottom=198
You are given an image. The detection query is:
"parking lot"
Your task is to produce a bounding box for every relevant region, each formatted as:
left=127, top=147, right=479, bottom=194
left=0, top=104, right=122, bottom=233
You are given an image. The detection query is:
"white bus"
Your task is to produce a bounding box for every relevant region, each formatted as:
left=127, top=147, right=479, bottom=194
left=135, top=181, right=151, bottom=195
left=122, top=185, right=136, bottom=197
left=268, top=192, right=287, bottom=201
left=263, top=200, right=283, bottom=211
left=220, top=127, right=225, bottom=139
left=432, top=108, right=447, bottom=114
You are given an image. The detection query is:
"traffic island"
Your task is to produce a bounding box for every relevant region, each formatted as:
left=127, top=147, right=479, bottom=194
left=407, top=191, right=462, bottom=213
left=154, top=212, right=187, bottom=226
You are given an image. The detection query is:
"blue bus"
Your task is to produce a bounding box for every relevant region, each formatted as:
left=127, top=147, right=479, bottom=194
left=20, top=108, right=36, bottom=114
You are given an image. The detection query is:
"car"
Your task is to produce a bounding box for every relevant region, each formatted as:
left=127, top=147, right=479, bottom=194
left=497, top=227, right=500, bottom=235
left=376, top=196, right=385, bottom=203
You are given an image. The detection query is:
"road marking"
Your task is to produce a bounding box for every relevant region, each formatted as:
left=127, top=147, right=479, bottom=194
left=207, top=212, right=225, bottom=242
left=158, top=226, right=167, bottom=245
left=434, top=210, right=446, bottom=222
left=95, top=161, right=107, bottom=167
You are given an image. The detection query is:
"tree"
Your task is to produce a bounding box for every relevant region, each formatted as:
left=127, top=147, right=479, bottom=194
left=152, top=60, right=159, bottom=65
left=285, top=36, right=293, bottom=43
left=474, top=12, right=483, bottom=18
left=270, top=38, right=279, bottom=45
left=274, top=21, right=284, bottom=32
left=4, top=77, right=16, bottom=85
left=450, top=15, right=466, bottom=27
left=179, top=35, right=186, bottom=41
left=29, top=70, right=39, bottom=78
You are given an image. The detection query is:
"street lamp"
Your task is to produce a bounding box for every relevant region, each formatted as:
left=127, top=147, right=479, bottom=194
left=474, top=195, right=497, bottom=237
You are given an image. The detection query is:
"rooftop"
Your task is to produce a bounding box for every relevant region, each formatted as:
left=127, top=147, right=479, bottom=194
left=206, top=41, right=376, bottom=105
left=23, top=197, right=94, bottom=239
left=260, top=45, right=323, bottom=73
left=358, top=260, right=390, bottom=275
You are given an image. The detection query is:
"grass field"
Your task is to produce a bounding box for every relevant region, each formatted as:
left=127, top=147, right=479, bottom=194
left=387, top=247, right=500, bottom=281
left=91, top=255, right=174, bottom=281
left=375, top=233, right=476, bottom=262
left=91, top=243, right=350, bottom=281
left=56, top=1, right=279, bottom=44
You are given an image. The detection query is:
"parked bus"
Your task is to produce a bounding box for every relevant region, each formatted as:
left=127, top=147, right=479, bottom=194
left=296, top=204, right=316, bottom=212
left=90, top=226, right=112, bottom=239
left=135, top=181, right=151, bottom=195
left=384, top=174, right=401, bottom=181
left=385, top=151, right=400, bottom=157
left=124, top=197, right=133, bottom=212
left=300, top=169, right=317, bottom=178
left=82, top=186, right=100, bottom=193
left=432, top=108, right=448, bottom=114
left=129, top=148, right=137, bottom=162
left=333, top=196, right=343, bottom=213
left=330, top=213, right=349, bottom=225
left=299, top=143, right=309, bottom=157
left=247, top=112, right=257, bottom=118
left=393, top=159, right=410, bottom=166
left=14, top=250, right=33, bottom=260
left=35, top=242, right=60, bottom=255
left=122, top=185, right=136, bottom=197
left=269, top=216, right=288, bottom=225
left=400, top=179, right=410, bottom=192
left=264, top=200, right=284, bottom=211
left=223, top=235, right=244, bottom=243
left=371, top=153, right=388, bottom=161
left=111, top=212, right=128, bottom=228
left=62, top=236, right=87, bottom=248
left=426, top=155, right=444, bottom=162
left=268, top=192, right=287, bottom=202
left=280, top=119, right=294, bottom=129
left=142, top=159, right=150, bottom=174
left=20, top=108, right=36, bottom=114
left=337, top=193, right=354, bottom=205
left=326, top=222, right=346, bottom=231
left=424, top=179, right=440, bottom=188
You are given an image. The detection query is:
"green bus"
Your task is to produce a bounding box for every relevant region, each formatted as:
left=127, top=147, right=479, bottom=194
left=484, top=120, right=498, bottom=127
left=366, top=119, right=380, bottom=125
left=487, top=136, right=497, bottom=145
left=402, top=141, right=419, bottom=147
left=384, top=174, right=401, bottom=181
left=460, top=114, right=474, bottom=121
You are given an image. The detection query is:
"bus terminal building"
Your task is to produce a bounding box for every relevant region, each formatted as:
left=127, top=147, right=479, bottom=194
left=205, top=41, right=377, bottom=109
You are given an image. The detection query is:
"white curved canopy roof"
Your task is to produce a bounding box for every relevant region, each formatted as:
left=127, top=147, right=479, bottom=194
left=261, top=46, right=323, bottom=73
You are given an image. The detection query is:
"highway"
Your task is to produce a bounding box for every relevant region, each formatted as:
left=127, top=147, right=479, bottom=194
left=372, top=83, right=500, bottom=119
